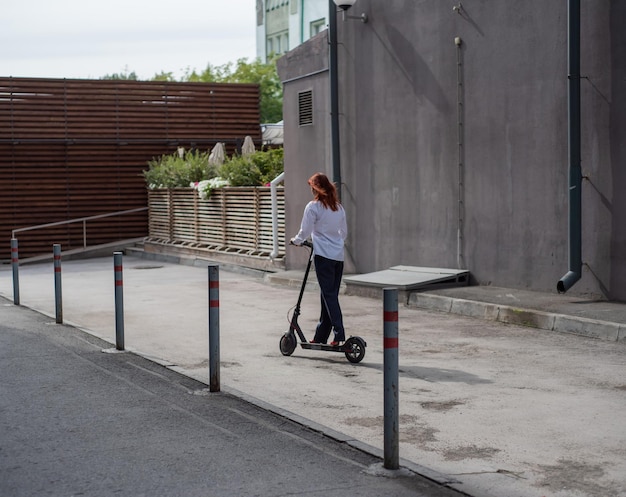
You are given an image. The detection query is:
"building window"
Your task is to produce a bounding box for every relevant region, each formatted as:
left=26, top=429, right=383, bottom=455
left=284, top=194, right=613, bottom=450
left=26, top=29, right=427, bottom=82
left=310, top=18, right=326, bottom=37
left=298, top=90, right=313, bottom=126
left=282, top=33, right=289, bottom=53
left=267, top=0, right=288, bottom=11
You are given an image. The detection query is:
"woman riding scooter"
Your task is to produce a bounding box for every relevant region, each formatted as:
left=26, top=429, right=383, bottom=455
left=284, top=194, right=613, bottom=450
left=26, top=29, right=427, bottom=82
left=290, top=172, right=347, bottom=347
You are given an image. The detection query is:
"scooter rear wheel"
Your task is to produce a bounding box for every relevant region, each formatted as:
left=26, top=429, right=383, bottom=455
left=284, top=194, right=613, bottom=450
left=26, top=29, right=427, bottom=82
left=280, top=333, right=297, bottom=356
left=344, top=337, right=366, bottom=363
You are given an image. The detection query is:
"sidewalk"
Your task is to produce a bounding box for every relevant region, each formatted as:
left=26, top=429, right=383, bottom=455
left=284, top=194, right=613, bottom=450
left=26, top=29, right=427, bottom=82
left=1, top=253, right=626, bottom=497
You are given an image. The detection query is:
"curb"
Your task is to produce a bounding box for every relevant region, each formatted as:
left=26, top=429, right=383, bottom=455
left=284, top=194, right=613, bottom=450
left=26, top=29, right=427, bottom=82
left=407, top=293, right=626, bottom=342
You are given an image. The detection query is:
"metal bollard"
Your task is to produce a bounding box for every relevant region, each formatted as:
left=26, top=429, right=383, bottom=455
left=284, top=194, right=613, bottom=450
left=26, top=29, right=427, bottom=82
left=53, top=244, right=63, bottom=323
left=11, top=238, right=19, bottom=305
left=114, top=252, right=125, bottom=351
left=383, top=287, right=399, bottom=470
left=208, top=264, right=220, bottom=392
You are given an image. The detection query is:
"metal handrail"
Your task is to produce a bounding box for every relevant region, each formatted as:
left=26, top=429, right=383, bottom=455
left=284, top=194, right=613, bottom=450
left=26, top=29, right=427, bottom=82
left=11, top=207, right=148, bottom=249
left=270, top=172, right=285, bottom=259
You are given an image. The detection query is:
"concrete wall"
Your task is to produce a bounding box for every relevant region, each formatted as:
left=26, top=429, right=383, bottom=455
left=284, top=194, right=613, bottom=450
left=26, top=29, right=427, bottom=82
left=278, top=0, right=626, bottom=301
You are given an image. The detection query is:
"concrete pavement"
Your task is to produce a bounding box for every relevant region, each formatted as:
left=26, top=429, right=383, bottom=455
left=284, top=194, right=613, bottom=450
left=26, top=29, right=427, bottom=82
left=1, top=252, right=626, bottom=497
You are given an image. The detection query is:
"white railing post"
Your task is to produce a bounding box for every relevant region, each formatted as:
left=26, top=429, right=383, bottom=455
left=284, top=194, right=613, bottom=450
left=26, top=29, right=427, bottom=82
left=270, top=172, right=285, bottom=259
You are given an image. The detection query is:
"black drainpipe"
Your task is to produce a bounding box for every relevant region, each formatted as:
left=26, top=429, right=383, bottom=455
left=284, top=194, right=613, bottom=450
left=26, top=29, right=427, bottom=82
left=557, top=0, right=582, bottom=294
left=328, top=0, right=342, bottom=200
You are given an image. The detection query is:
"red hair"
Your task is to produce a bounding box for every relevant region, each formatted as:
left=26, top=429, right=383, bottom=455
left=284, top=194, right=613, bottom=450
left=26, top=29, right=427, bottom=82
left=308, top=173, right=340, bottom=211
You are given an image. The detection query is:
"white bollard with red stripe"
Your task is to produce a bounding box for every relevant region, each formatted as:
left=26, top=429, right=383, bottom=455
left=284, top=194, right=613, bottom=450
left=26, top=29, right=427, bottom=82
left=383, top=287, right=399, bottom=470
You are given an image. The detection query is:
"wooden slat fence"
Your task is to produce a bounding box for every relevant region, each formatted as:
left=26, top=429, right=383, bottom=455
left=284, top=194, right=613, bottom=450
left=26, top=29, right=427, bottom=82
left=0, top=77, right=261, bottom=259
left=148, top=187, right=285, bottom=256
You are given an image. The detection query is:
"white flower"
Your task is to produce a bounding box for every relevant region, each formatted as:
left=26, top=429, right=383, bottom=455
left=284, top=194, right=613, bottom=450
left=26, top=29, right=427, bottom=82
left=208, top=177, right=230, bottom=188
left=192, top=177, right=230, bottom=199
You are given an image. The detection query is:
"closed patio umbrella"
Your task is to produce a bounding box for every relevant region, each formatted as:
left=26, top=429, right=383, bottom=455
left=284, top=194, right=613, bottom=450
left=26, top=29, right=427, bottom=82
left=242, top=135, right=256, bottom=156
left=209, top=142, right=225, bottom=166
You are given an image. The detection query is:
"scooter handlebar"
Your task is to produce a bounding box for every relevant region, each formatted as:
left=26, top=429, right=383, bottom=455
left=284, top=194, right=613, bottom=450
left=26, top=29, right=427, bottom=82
left=290, top=239, right=313, bottom=249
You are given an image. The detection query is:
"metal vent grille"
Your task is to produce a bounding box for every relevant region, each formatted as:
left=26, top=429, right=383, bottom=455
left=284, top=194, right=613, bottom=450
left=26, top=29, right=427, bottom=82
left=298, top=90, right=313, bottom=126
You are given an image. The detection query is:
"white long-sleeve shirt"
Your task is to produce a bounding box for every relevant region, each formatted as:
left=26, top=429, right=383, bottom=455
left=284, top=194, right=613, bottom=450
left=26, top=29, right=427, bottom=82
left=292, top=201, right=347, bottom=261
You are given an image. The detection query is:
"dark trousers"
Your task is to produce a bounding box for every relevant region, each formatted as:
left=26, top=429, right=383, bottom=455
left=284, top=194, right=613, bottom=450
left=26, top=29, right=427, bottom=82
left=312, top=255, right=345, bottom=343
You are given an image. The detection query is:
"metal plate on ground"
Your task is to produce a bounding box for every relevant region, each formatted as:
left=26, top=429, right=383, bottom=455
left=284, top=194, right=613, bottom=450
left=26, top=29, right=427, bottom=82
left=344, top=266, right=469, bottom=291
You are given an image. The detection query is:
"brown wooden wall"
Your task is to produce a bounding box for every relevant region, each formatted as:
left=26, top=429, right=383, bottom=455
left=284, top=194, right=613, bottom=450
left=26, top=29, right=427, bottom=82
left=0, top=77, right=261, bottom=260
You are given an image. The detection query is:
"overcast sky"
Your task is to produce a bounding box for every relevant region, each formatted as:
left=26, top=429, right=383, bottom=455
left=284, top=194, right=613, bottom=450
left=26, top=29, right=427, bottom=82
left=1, top=0, right=257, bottom=80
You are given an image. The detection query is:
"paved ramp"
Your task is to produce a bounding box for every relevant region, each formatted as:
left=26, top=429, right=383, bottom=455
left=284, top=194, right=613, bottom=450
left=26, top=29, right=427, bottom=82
left=344, top=266, right=469, bottom=291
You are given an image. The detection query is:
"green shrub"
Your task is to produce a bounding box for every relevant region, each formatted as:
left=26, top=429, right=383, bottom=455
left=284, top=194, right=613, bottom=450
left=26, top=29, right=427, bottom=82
left=144, top=149, right=217, bottom=188
left=218, top=148, right=284, bottom=186
left=144, top=147, right=283, bottom=189
left=256, top=147, right=284, bottom=184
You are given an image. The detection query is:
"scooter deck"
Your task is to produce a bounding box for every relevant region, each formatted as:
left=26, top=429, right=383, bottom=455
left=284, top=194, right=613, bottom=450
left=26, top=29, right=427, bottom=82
left=299, top=342, right=348, bottom=352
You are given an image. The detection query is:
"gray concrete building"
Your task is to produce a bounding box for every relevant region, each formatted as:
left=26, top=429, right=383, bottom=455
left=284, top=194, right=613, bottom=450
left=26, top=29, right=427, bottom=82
left=277, top=0, right=626, bottom=302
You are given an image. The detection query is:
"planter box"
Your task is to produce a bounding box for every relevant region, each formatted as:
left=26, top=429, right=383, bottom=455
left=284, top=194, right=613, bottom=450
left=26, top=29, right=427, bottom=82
left=147, top=187, right=285, bottom=258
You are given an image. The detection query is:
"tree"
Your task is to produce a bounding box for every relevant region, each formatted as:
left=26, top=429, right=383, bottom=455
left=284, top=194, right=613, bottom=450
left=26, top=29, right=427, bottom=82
left=151, top=71, right=177, bottom=82
left=100, top=66, right=139, bottom=80
left=182, top=56, right=283, bottom=124
left=100, top=57, right=283, bottom=124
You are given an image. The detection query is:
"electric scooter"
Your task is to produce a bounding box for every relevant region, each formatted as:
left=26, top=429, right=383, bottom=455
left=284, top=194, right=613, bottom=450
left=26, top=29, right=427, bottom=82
left=279, top=240, right=367, bottom=363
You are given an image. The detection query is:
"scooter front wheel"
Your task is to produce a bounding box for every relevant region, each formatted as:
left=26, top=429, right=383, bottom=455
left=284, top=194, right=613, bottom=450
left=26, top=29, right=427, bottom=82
left=344, top=337, right=366, bottom=363
left=280, top=332, right=297, bottom=356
